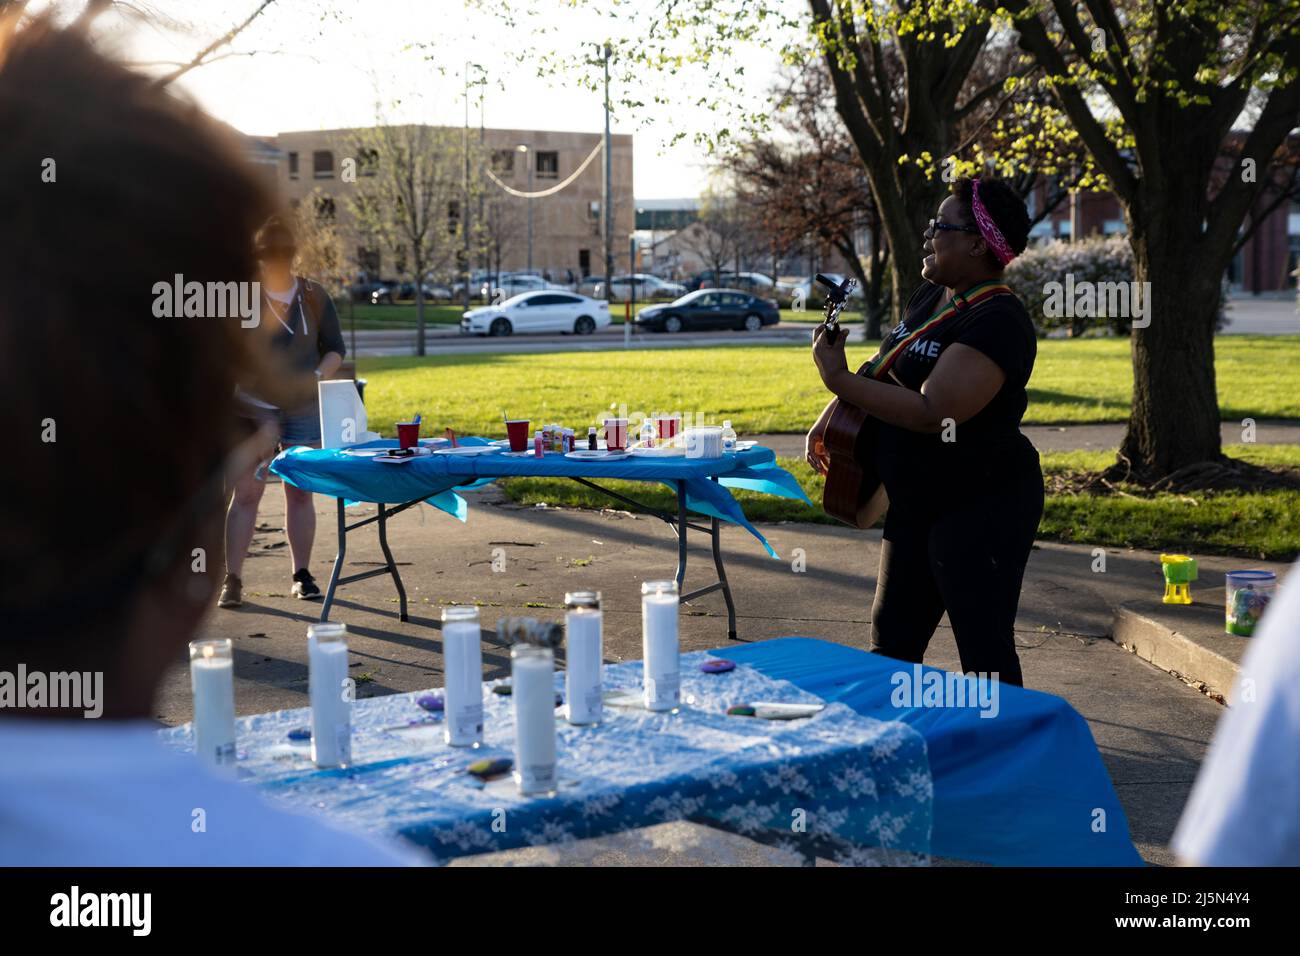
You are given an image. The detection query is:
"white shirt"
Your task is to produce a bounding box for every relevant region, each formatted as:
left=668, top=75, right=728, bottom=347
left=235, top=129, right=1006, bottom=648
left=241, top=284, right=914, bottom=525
left=264, top=279, right=305, bottom=334
left=0, top=719, right=429, bottom=866
left=1171, top=560, right=1300, bottom=865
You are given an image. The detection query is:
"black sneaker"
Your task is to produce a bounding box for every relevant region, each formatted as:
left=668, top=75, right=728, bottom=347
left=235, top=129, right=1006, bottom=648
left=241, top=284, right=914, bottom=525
left=217, top=572, right=242, bottom=608
left=291, top=568, right=321, bottom=600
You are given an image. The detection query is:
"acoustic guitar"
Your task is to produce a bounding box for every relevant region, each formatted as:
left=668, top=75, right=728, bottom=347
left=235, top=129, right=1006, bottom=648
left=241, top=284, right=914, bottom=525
left=815, top=274, right=890, bottom=529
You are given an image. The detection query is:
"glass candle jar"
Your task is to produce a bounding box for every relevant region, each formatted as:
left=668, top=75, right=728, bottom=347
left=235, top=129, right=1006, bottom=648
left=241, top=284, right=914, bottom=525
left=188, top=638, right=236, bottom=770
left=641, top=580, right=680, bottom=712
left=511, top=643, right=558, bottom=795
left=307, top=623, right=351, bottom=768
left=564, top=590, right=603, bottom=725
left=442, top=606, right=484, bottom=747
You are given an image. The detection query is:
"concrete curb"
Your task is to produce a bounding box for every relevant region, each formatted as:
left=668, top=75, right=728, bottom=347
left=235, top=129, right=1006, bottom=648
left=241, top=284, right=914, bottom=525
left=1110, top=604, right=1239, bottom=703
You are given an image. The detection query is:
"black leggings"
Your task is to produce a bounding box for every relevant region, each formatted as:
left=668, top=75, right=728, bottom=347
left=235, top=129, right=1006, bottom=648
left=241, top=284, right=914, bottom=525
left=869, top=471, right=1044, bottom=687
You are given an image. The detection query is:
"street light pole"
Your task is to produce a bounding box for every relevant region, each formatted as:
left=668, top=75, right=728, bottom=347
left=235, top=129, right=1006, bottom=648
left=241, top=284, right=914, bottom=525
left=462, top=62, right=471, bottom=315
left=515, top=142, right=533, bottom=276
left=527, top=148, right=534, bottom=275
left=603, top=42, right=613, bottom=299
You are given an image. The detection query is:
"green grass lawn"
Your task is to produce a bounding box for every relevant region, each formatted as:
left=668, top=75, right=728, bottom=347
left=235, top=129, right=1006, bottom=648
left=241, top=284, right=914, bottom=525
left=496, top=444, right=1300, bottom=560
left=356, top=335, right=1300, bottom=435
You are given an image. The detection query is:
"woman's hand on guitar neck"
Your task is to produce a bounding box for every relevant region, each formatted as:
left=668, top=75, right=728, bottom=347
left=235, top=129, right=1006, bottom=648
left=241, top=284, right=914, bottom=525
left=811, top=323, right=850, bottom=389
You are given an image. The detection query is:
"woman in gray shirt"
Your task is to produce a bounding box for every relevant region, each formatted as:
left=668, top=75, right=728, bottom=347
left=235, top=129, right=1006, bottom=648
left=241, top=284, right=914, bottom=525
left=220, top=215, right=345, bottom=607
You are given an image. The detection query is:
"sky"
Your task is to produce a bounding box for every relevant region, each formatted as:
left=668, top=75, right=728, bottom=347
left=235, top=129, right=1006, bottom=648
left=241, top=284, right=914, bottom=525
left=62, top=0, right=802, bottom=200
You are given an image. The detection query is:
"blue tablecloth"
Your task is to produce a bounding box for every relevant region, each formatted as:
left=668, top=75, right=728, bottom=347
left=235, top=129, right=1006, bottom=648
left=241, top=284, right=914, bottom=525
left=719, top=637, right=1143, bottom=867
left=272, top=437, right=811, bottom=558
left=159, top=651, right=933, bottom=865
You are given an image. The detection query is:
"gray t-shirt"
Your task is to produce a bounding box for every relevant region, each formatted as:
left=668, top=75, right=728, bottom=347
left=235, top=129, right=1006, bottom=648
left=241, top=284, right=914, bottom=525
left=263, top=277, right=346, bottom=375
left=240, top=277, right=346, bottom=416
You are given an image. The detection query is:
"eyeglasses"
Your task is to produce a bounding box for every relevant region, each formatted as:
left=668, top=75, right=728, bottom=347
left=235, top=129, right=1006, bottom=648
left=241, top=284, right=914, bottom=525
left=926, top=218, right=980, bottom=238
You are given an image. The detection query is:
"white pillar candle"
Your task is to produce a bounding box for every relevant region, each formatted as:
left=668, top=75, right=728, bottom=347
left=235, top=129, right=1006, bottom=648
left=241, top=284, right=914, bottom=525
left=308, top=623, right=351, bottom=768
left=512, top=645, right=557, bottom=795
left=641, top=580, right=680, bottom=712
left=564, top=591, right=603, bottom=725
left=442, top=607, right=484, bottom=747
left=188, top=640, right=236, bottom=770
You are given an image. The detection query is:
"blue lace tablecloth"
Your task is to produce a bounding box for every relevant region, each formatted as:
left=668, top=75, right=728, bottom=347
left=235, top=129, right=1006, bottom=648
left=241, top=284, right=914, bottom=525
left=271, top=438, right=811, bottom=558
left=159, top=652, right=933, bottom=865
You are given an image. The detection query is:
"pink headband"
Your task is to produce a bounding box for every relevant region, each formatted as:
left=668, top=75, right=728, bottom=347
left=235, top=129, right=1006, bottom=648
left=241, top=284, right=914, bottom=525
left=970, top=178, right=1016, bottom=266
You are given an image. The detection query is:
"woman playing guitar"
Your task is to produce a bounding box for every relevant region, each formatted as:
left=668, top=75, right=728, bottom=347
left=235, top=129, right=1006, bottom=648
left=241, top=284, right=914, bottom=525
left=807, top=177, right=1042, bottom=687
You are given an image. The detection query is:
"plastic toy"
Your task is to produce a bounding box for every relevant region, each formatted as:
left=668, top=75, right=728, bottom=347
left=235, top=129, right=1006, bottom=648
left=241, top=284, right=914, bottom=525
left=1160, top=554, right=1198, bottom=604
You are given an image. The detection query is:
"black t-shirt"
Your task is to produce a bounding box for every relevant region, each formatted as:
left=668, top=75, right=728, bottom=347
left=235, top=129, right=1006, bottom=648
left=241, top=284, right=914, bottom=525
left=871, top=280, right=1040, bottom=512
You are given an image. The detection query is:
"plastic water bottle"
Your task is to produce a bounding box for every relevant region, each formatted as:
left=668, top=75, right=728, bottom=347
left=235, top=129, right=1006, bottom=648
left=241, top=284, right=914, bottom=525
left=721, top=420, right=737, bottom=454
left=640, top=419, right=656, bottom=449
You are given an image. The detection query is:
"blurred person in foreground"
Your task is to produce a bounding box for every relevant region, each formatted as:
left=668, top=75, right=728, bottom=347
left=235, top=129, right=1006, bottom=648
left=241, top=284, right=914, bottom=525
left=1171, top=560, right=1300, bottom=865
left=0, top=14, right=422, bottom=865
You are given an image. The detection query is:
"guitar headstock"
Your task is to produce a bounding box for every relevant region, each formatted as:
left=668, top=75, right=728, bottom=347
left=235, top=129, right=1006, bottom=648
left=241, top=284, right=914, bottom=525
left=815, top=273, right=858, bottom=332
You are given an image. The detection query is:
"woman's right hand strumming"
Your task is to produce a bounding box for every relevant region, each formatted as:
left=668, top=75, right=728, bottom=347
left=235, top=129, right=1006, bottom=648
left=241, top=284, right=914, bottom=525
left=806, top=423, right=830, bottom=475
left=806, top=396, right=838, bottom=475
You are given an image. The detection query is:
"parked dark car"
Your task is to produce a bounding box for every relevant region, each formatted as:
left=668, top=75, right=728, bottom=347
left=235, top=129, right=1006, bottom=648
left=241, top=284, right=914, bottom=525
left=349, top=278, right=398, bottom=303
left=684, top=270, right=729, bottom=292
left=371, top=282, right=451, bottom=304
left=634, top=289, right=780, bottom=333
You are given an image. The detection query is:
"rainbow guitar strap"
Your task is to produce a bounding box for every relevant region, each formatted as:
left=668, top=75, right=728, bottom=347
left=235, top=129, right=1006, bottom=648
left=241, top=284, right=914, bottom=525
left=864, top=280, right=1012, bottom=382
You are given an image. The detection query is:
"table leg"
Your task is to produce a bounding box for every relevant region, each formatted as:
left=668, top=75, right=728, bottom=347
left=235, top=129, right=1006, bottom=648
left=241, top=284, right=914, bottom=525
left=709, top=515, right=738, bottom=640
left=376, top=503, right=409, bottom=622
left=674, top=479, right=687, bottom=594
left=321, top=497, right=347, bottom=622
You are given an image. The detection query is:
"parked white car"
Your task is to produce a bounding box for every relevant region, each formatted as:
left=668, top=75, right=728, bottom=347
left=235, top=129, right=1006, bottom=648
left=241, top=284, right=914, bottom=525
left=461, top=290, right=612, bottom=336
left=606, top=273, right=687, bottom=302
left=478, top=274, right=557, bottom=301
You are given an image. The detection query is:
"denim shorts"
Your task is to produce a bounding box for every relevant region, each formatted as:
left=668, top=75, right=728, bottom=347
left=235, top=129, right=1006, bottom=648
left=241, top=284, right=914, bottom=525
left=277, top=405, right=321, bottom=447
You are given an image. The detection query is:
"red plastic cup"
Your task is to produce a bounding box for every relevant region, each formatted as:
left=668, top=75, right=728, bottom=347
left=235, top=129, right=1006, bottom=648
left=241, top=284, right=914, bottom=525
left=603, top=418, right=628, bottom=451
left=396, top=421, right=420, bottom=449
left=505, top=419, right=530, bottom=452
left=655, top=415, right=681, bottom=441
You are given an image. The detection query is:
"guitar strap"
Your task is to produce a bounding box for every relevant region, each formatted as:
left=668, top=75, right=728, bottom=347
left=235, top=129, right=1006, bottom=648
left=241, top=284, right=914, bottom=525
left=864, top=280, right=1013, bottom=383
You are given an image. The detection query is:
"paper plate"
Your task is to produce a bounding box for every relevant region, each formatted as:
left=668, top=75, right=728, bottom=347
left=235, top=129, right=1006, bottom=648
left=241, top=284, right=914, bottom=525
left=341, top=448, right=388, bottom=457
left=564, top=450, right=630, bottom=461
left=628, top=445, right=685, bottom=458
left=433, top=446, right=502, bottom=456
left=734, top=440, right=757, bottom=451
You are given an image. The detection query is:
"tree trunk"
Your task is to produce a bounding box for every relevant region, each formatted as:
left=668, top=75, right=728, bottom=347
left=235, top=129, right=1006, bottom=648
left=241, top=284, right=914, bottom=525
left=865, top=163, right=945, bottom=326
left=1118, top=228, right=1223, bottom=478
left=865, top=226, right=889, bottom=339
left=415, top=283, right=426, bottom=357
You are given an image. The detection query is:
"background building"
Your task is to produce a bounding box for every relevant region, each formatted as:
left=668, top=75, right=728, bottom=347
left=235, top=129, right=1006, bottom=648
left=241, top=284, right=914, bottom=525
left=264, top=125, right=634, bottom=281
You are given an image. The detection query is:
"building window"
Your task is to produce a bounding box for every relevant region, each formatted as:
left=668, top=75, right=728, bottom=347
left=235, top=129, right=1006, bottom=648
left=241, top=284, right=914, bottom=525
left=491, top=150, right=514, bottom=175
left=313, top=150, right=334, bottom=179
left=315, top=195, right=336, bottom=222
left=536, top=151, right=559, bottom=179
left=588, top=200, right=600, bottom=221
left=358, top=247, right=381, bottom=276
left=356, top=147, right=378, bottom=177
left=448, top=200, right=460, bottom=235
left=288, top=151, right=299, bottom=180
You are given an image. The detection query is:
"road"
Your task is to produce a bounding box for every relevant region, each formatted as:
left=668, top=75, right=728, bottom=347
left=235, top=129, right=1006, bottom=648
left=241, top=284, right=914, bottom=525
left=347, top=322, right=839, bottom=357
left=346, top=294, right=1296, bottom=357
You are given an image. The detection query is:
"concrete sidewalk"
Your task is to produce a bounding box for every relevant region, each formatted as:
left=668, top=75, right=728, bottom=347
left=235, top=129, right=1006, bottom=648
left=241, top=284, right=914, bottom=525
left=753, top=420, right=1300, bottom=457
left=161, top=482, right=1290, bottom=866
